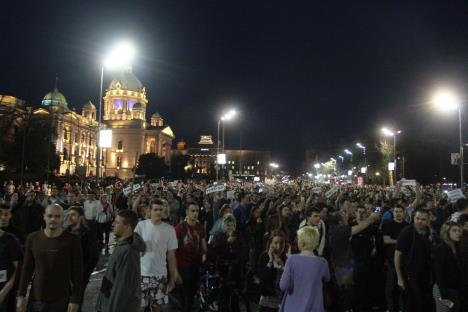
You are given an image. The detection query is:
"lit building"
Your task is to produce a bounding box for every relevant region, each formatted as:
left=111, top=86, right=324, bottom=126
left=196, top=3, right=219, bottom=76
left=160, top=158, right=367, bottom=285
left=102, top=66, right=174, bottom=179
left=0, top=66, right=175, bottom=179
left=174, top=135, right=272, bottom=178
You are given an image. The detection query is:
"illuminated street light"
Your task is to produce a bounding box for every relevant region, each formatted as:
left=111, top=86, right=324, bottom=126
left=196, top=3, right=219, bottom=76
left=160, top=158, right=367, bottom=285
left=314, top=163, right=321, bottom=169
left=97, top=41, right=136, bottom=185
left=217, top=109, right=237, bottom=180
left=432, top=90, right=464, bottom=190
left=269, top=163, right=279, bottom=169
left=344, top=149, right=352, bottom=155
left=338, top=155, right=344, bottom=161
left=381, top=127, right=402, bottom=185
left=330, top=157, right=336, bottom=162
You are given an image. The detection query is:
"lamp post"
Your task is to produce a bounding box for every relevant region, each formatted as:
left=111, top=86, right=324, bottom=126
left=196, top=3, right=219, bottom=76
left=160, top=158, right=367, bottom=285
left=381, top=127, right=402, bottom=185
left=96, top=41, right=135, bottom=186
left=216, top=109, right=236, bottom=181
left=356, top=142, right=367, bottom=183
left=433, top=91, right=464, bottom=191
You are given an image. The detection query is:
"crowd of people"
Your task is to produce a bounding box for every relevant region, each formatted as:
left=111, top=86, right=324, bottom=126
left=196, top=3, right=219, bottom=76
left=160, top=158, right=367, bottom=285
left=0, top=178, right=468, bottom=312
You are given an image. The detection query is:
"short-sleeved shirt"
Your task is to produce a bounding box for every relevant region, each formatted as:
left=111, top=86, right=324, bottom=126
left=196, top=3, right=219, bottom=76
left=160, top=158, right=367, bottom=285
left=135, top=220, right=178, bottom=277
left=381, top=220, right=409, bottom=263
left=175, top=221, right=206, bottom=269
left=0, top=232, right=22, bottom=290
left=395, top=225, right=431, bottom=276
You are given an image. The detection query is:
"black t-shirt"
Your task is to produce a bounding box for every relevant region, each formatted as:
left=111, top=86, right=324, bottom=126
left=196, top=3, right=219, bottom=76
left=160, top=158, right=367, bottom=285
left=395, top=225, right=432, bottom=276
left=329, top=224, right=353, bottom=267
left=350, top=223, right=378, bottom=262
left=382, top=220, right=409, bottom=263
left=0, top=231, right=22, bottom=290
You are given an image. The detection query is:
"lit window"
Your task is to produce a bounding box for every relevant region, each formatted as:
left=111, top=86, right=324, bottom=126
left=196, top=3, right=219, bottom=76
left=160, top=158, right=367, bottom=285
left=117, top=140, right=123, bottom=152
left=113, top=99, right=123, bottom=111
left=116, top=156, right=122, bottom=168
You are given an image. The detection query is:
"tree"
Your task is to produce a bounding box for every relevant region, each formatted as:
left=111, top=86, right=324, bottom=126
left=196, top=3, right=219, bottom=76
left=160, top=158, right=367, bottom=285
left=3, top=113, right=60, bottom=182
left=170, top=154, right=192, bottom=179
left=136, top=153, right=169, bottom=179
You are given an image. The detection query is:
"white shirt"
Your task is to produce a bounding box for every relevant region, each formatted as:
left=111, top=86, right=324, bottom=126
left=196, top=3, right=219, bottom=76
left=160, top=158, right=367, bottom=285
left=83, top=199, right=101, bottom=220
left=135, top=219, right=178, bottom=277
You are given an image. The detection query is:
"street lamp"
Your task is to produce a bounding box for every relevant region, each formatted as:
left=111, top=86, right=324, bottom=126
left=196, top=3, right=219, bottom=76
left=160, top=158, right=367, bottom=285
left=433, top=90, right=464, bottom=191
left=216, top=109, right=237, bottom=180
left=381, top=127, right=402, bottom=184
left=96, top=41, right=135, bottom=185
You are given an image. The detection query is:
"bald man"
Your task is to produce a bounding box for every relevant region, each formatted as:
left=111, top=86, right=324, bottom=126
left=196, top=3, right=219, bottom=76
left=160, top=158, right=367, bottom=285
left=17, top=204, right=83, bottom=312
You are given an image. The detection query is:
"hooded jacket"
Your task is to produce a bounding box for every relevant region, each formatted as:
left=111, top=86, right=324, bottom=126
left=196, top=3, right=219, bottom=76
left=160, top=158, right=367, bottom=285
left=96, top=233, right=145, bottom=312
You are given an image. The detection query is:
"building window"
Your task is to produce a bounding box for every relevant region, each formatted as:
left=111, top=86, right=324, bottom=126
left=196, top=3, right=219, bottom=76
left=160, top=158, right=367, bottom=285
left=116, top=156, right=122, bottom=168
left=117, top=140, right=123, bottom=152
left=127, top=99, right=136, bottom=110
left=113, top=99, right=123, bottom=111
left=63, top=128, right=70, bottom=143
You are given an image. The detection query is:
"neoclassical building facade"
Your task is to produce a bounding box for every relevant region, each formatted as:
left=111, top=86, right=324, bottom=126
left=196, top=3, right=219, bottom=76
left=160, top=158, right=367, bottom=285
left=0, top=66, right=174, bottom=179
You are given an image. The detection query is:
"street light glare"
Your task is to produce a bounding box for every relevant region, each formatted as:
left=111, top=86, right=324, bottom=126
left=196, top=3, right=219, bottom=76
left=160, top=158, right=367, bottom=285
left=314, top=163, right=321, bottom=169
left=269, top=163, right=279, bottom=168
left=356, top=143, right=365, bottom=149
left=433, top=90, right=459, bottom=111
left=381, top=127, right=394, bottom=136
left=104, top=41, right=135, bottom=69
left=221, top=109, right=237, bottom=121
left=344, top=149, right=352, bottom=155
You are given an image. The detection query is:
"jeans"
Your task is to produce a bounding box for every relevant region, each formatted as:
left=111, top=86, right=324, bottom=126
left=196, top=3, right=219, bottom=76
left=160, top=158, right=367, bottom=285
left=385, top=265, right=402, bottom=312
left=179, top=266, right=201, bottom=312
left=404, top=274, right=435, bottom=312
left=27, top=299, right=69, bottom=312
left=97, top=222, right=111, bottom=248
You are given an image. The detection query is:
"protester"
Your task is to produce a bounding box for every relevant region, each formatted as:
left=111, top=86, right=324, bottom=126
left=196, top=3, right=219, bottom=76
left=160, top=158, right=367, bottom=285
left=0, top=202, right=22, bottom=311
left=17, top=204, right=83, bottom=312
left=211, top=213, right=247, bottom=311
left=279, top=226, right=330, bottom=312
left=11, top=190, right=44, bottom=242
left=257, top=230, right=287, bottom=312
left=382, top=204, right=408, bottom=312
left=97, top=194, right=113, bottom=251
left=83, top=193, right=100, bottom=229
left=134, top=199, right=178, bottom=312
left=395, top=209, right=435, bottom=312
left=96, top=210, right=145, bottom=312
left=175, top=201, right=207, bottom=312
left=66, top=206, right=100, bottom=310
left=433, top=221, right=463, bottom=312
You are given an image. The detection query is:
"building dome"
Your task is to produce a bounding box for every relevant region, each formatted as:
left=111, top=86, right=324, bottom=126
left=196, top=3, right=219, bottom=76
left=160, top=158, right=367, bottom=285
left=42, top=88, right=68, bottom=107
left=108, top=67, right=144, bottom=92
left=83, top=101, right=96, bottom=111
left=133, top=102, right=144, bottom=110
left=151, top=112, right=162, bottom=118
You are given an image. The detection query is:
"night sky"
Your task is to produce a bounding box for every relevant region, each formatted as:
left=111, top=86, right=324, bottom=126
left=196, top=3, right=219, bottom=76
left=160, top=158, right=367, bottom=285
left=1, top=1, right=468, bottom=173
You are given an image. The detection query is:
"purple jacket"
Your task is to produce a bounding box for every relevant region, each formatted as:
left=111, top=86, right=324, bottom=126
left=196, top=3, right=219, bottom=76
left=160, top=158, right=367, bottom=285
left=279, top=253, right=330, bottom=312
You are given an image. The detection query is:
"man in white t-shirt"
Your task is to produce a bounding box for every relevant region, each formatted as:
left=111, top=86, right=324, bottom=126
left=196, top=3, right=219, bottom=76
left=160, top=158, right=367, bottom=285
left=134, top=199, right=177, bottom=311
left=83, top=193, right=101, bottom=228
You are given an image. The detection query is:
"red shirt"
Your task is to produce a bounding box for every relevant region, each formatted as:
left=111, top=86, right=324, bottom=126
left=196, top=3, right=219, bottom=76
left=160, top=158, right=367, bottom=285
left=175, top=221, right=206, bottom=269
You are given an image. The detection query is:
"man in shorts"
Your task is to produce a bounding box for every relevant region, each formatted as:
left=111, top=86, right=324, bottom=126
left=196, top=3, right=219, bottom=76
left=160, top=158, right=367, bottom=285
left=135, top=199, right=177, bottom=312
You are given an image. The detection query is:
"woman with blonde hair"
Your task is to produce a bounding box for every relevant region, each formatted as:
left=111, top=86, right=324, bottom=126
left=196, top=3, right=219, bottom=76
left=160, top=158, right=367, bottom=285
left=433, top=221, right=463, bottom=312
left=279, top=226, right=330, bottom=312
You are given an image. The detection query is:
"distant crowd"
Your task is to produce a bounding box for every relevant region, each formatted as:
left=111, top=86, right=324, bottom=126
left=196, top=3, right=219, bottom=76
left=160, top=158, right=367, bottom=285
left=0, top=178, right=468, bottom=312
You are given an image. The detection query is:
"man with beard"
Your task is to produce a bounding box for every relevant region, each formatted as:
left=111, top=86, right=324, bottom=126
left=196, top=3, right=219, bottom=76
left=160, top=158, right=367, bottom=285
left=16, top=204, right=83, bottom=312
left=11, top=191, right=44, bottom=243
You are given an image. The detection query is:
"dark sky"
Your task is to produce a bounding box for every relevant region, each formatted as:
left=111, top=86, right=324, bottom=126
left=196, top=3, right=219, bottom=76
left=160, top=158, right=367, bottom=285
left=1, top=1, right=468, bottom=171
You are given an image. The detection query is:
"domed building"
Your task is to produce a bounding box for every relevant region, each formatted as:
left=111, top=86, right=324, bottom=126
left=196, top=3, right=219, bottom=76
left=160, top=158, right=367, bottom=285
left=28, top=86, right=101, bottom=176
left=101, top=66, right=175, bottom=179
left=0, top=66, right=174, bottom=179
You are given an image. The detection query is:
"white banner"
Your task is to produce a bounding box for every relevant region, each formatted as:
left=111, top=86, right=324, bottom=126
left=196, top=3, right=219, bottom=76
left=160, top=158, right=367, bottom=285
left=399, top=179, right=417, bottom=187
left=447, top=189, right=465, bottom=203
left=123, top=186, right=132, bottom=196
left=325, top=185, right=340, bottom=198
left=205, top=184, right=226, bottom=195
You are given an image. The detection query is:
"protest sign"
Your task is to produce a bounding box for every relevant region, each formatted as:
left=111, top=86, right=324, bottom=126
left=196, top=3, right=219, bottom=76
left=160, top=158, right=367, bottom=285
left=447, top=189, right=465, bottom=203
left=325, top=185, right=340, bottom=198
left=205, top=184, right=226, bottom=195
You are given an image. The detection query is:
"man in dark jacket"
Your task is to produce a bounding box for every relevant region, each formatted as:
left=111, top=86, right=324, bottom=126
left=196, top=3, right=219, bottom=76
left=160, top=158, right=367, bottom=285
left=96, top=210, right=145, bottom=312
left=66, top=206, right=99, bottom=309
left=11, top=191, right=44, bottom=243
